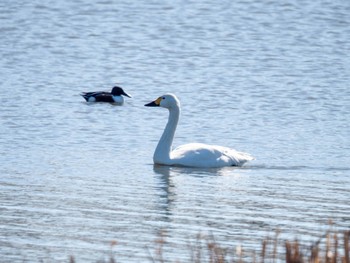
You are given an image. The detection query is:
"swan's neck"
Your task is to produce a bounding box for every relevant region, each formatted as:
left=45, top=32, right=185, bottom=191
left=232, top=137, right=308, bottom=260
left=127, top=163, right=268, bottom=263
left=154, top=106, right=180, bottom=164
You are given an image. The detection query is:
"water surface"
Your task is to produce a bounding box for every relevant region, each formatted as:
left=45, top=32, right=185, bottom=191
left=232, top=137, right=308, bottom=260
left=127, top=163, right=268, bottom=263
left=1, top=0, right=349, bottom=262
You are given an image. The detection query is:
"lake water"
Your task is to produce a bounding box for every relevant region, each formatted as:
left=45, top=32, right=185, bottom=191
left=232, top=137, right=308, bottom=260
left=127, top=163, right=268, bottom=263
left=1, top=0, right=349, bottom=262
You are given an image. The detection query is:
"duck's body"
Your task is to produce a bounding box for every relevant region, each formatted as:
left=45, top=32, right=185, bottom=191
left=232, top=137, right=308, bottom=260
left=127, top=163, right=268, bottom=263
left=145, top=93, right=253, bottom=168
left=81, top=86, right=131, bottom=104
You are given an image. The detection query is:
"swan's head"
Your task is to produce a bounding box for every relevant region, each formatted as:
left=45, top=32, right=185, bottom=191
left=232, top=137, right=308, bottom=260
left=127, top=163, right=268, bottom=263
left=145, top=93, right=180, bottom=109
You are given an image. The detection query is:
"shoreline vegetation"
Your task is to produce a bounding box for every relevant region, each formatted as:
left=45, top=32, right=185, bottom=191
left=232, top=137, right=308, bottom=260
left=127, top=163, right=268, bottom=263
left=69, top=229, right=350, bottom=263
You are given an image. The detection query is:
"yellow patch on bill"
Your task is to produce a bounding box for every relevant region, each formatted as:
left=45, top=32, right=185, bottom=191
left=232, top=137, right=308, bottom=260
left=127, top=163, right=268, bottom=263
left=155, top=97, right=162, bottom=105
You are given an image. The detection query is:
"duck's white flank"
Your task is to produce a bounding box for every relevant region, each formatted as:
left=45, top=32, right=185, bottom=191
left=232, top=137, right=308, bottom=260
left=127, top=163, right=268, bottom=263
left=112, top=95, right=124, bottom=105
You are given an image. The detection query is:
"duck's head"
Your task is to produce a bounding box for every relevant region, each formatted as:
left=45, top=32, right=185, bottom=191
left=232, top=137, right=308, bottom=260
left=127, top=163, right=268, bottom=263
left=111, top=86, right=132, bottom=98
left=145, top=93, right=180, bottom=109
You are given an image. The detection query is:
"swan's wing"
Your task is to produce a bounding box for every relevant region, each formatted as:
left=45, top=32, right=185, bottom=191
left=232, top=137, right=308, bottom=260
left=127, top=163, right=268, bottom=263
left=171, top=143, right=253, bottom=167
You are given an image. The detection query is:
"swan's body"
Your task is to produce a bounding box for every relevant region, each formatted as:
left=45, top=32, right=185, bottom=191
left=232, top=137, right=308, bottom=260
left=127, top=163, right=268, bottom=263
left=145, top=94, right=253, bottom=168
left=81, top=86, right=131, bottom=104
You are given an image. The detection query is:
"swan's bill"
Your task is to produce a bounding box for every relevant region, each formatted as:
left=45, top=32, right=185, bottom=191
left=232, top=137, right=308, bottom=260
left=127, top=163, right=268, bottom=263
left=145, top=97, right=161, bottom=107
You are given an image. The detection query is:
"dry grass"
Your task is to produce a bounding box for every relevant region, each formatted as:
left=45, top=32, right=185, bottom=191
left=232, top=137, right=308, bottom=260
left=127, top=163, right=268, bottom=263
left=69, top=229, right=350, bottom=263
left=284, top=230, right=350, bottom=263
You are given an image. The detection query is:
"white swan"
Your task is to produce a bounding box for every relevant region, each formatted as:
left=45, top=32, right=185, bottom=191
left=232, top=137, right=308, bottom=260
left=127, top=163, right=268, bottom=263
left=145, top=93, right=254, bottom=168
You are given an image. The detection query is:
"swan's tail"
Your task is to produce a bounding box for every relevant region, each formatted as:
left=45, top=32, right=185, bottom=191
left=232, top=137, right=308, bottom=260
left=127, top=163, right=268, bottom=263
left=227, top=150, right=254, bottom=166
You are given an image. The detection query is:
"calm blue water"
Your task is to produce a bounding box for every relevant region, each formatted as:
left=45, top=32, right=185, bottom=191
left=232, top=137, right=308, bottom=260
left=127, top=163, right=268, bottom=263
left=1, top=0, right=349, bottom=262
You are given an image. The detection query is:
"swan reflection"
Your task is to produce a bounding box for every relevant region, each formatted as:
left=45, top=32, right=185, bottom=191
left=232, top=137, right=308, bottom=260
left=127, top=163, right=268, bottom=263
left=153, top=164, right=243, bottom=177
left=152, top=165, right=247, bottom=215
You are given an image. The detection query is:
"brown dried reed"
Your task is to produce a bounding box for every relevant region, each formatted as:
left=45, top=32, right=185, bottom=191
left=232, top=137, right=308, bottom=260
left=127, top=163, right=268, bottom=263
left=69, top=229, right=350, bottom=263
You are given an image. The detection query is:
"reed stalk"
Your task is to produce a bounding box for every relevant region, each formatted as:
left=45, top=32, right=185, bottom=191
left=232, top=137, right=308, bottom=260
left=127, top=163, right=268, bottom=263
left=67, top=229, right=349, bottom=263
